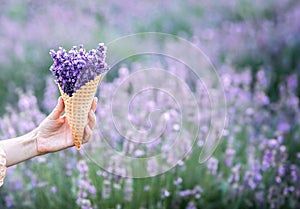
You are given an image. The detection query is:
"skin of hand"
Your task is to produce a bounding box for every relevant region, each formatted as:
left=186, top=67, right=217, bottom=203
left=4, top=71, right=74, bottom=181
left=0, top=97, right=98, bottom=167
left=36, top=97, right=98, bottom=154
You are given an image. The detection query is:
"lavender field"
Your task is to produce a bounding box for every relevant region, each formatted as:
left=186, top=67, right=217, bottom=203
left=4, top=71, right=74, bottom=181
left=0, top=0, right=300, bottom=209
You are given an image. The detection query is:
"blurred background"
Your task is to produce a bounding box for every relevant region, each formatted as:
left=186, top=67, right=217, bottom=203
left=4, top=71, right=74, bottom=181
left=0, top=0, right=300, bottom=208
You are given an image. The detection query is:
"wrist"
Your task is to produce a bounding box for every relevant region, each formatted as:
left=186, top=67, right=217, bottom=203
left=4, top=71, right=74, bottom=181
left=35, top=126, right=49, bottom=155
left=18, top=129, right=39, bottom=161
left=1, top=129, right=39, bottom=167
left=30, top=128, right=41, bottom=156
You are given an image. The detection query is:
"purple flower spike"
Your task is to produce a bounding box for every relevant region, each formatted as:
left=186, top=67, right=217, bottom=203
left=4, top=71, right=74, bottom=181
left=49, top=43, right=109, bottom=96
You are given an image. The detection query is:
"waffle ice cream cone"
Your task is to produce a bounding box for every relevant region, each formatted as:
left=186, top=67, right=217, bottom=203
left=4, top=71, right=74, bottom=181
left=58, top=75, right=101, bottom=150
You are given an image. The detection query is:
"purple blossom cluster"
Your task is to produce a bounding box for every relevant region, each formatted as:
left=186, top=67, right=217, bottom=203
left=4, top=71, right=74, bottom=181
left=49, top=43, right=108, bottom=96
left=76, top=160, right=96, bottom=209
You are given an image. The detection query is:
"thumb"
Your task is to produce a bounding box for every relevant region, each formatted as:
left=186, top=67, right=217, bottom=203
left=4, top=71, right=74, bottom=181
left=48, top=97, right=65, bottom=120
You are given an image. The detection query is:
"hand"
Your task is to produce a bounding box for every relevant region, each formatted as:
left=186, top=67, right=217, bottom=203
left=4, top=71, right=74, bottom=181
left=36, top=97, right=97, bottom=154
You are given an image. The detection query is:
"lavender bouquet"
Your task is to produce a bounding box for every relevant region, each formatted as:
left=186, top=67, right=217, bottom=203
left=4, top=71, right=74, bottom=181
left=50, top=43, right=108, bottom=96
left=49, top=43, right=108, bottom=149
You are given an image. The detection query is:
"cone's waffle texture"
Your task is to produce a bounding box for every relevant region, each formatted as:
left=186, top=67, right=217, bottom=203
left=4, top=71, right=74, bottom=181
left=58, top=75, right=101, bottom=150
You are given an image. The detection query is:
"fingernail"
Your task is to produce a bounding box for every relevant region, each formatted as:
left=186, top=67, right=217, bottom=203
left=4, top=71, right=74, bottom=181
left=94, top=97, right=98, bottom=103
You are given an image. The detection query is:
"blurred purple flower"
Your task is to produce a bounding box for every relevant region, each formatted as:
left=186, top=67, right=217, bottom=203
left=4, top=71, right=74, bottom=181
left=144, top=185, right=150, bottom=191
left=124, top=178, right=133, bottom=201
left=179, top=189, right=193, bottom=197
left=287, top=74, right=298, bottom=91
left=192, top=185, right=203, bottom=199
left=102, top=179, right=111, bottom=199
left=5, top=195, right=14, bottom=208
left=76, top=160, right=95, bottom=209
left=186, top=201, right=197, bottom=209
left=277, top=122, right=291, bottom=134
left=278, top=165, right=285, bottom=176
left=228, top=164, right=240, bottom=186
left=77, top=160, right=89, bottom=173
left=207, top=157, right=218, bottom=175
left=173, top=177, right=183, bottom=186
left=161, top=188, right=170, bottom=199
left=262, top=149, right=276, bottom=171
left=50, top=186, right=57, bottom=194
left=225, top=147, right=235, bottom=167
left=290, top=164, right=298, bottom=182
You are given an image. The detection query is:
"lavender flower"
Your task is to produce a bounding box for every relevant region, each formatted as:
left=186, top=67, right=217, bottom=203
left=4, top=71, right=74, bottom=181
left=160, top=188, right=170, bottom=199
left=179, top=189, right=193, bottom=197
left=102, top=179, right=111, bottom=199
left=207, top=157, right=218, bottom=175
left=4, top=194, right=14, bottom=208
left=49, top=43, right=108, bottom=96
left=225, top=147, right=235, bottom=167
left=185, top=201, right=197, bottom=209
left=76, top=160, right=96, bottom=209
left=124, top=178, right=133, bottom=202
left=173, top=177, right=183, bottom=186
left=228, top=164, right=241, bottom=187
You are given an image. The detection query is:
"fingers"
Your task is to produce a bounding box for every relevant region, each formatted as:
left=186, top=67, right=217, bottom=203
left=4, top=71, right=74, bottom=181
left=88, top=110, right=96, bottom=130
left=83, top=110, right=96, bottom=143
left=91, top=97, right=98, bottom=112
left=48, top=97, right=65, bottom=120
left=83, top=125, right=92, bottom=143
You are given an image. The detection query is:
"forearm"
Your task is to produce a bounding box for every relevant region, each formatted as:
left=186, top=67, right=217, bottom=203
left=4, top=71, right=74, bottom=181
left=0, top=129, right=39, bottom=167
